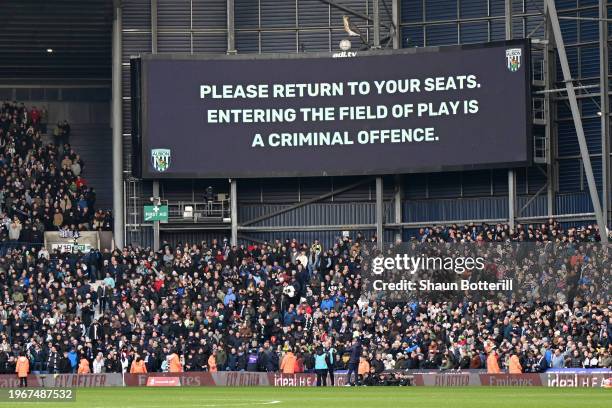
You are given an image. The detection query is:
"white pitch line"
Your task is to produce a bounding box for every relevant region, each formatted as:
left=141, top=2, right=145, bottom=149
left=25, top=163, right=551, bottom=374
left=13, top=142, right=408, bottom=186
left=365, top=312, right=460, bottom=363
left=200, top=400, right=281, bottom=407
left=92, top=400, right=282, bottom=408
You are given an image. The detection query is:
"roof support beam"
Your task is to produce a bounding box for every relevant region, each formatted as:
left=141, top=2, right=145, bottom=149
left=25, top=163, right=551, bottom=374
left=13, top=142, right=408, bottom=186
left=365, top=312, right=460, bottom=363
left=599, top=0, right=610, bottom=228
left=112, top=1, right=124, bottom=248
left=545, top=0, right=607, bottom=235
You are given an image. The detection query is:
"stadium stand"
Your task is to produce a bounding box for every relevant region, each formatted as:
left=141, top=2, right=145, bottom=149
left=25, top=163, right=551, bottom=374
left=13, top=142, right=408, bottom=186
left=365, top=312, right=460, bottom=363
left=0, top=216, right=608, bottom=383
left=0, top=101, right=113, bottom=245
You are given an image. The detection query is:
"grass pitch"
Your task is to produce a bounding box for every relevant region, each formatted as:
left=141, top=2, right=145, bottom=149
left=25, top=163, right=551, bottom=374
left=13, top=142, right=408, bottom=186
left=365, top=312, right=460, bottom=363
left=0, top=387, right=609, bottom=408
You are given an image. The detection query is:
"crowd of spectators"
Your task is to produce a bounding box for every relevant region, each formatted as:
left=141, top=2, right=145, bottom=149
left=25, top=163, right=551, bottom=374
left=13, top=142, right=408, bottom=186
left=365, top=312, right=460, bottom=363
left=0, top=101, right=113, bottom=248
left=0, top=219, right=608, bottom=382
left=0, top=104, right=609, bottom=382
left=368, top=225, right=609, bottom=305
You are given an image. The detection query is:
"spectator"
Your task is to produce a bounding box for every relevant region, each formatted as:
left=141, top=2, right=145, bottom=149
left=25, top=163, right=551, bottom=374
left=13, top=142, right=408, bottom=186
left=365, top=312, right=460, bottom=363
left=71, top=159, right=81, bottom=177
left=61, top=155, right=72, bottom=170
left=61, top=120, right=71, bottom=140
left=29, top=106, right=40, bottom=125
left=551, top=349, right=565, bottom=368
left=93, top=352, right=105, bottom=373
left=46, top=345, right=59, bottom=374
left=567, top=350, right=583, bottom=368
left=583, top=352, right=599, bottom=368
left=8, top=218, right=21, bottom=241
left=53, top=122, right=62, bottom=145
left=59, top=351, right=71, bottom=374
left=600, top=350, right=612, bottom=368
left=68, top=348, right=78, bottom=373
left=53, top=120, right=70, bottom=146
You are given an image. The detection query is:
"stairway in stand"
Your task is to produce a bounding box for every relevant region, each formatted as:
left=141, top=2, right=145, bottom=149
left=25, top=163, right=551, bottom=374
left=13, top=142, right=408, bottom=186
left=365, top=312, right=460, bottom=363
left=62, top=123, right=113, bottom=210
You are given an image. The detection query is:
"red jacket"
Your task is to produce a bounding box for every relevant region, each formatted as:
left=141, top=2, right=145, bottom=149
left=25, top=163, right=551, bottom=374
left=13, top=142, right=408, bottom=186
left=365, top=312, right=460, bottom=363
left=76, top=177, right=87, bottom=189
left=153, top=279, right=164, bottom=292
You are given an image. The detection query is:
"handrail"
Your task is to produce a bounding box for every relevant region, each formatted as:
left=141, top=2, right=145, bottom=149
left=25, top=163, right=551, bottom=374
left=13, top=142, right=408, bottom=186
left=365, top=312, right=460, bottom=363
left=165, top=199, right=231, bottom=222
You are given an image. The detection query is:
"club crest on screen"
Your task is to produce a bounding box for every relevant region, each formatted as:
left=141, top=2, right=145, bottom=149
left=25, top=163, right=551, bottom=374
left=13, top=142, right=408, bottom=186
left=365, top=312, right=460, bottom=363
left=505, top=48, right=522, bottom=72
left=151, top=148, right=171, bottom=172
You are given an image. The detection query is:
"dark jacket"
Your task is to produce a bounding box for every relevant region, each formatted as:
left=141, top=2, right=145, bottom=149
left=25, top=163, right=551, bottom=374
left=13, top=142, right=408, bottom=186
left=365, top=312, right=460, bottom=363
left=59, top=356, right=71, bottom=373
left=348, top=342, right=362, bottom=365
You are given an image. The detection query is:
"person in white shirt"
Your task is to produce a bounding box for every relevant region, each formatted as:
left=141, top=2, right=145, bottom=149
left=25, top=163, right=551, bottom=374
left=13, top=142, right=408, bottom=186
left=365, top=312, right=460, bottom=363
left=583, top=352, right=599, bottom=368
left=120, top=352, right=130, bottom=373
left=296, top=250, right=309, bottom=269
left=92, top=352, right=105, bottom=373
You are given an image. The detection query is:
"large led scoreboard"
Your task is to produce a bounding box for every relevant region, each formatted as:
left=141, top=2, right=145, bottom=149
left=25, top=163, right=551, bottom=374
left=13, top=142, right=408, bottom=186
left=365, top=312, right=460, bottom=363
left=131, top=40, right=531, bottom=179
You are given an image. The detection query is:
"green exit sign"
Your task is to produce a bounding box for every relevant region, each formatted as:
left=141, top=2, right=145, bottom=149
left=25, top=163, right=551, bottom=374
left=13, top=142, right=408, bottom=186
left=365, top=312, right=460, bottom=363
left=144, top=205, right=168, bottom=222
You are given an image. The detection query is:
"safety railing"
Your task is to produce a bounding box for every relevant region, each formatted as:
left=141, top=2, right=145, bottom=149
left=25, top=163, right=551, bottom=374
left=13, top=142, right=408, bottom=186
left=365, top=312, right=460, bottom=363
left=167, top=200, right=231, bottom=223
